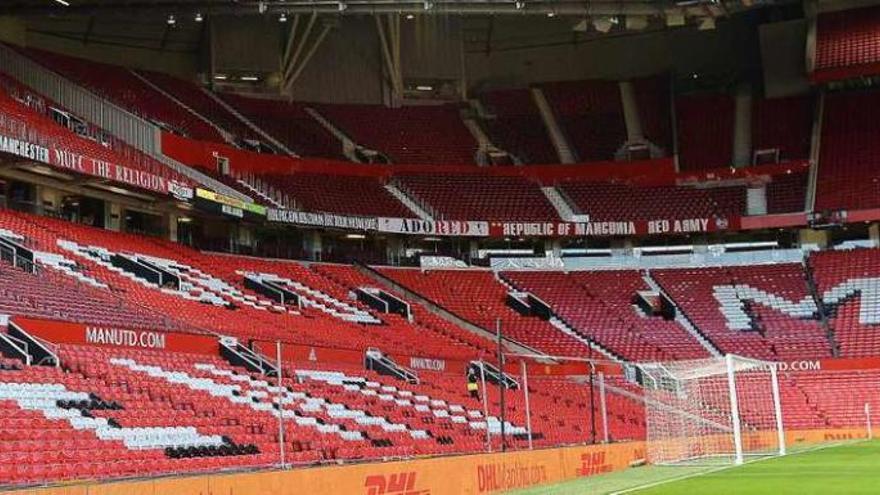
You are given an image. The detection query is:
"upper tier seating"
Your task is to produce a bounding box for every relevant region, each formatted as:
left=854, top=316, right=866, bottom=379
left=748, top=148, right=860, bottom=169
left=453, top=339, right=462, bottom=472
left=136, top=70, right=259, bottom=143
left=260, top=173, right=412, bottom=217
left=675, top=93, right=734, bottom=171
left=219, top=94, right=343, bottom=159
left=542, top=79, right=626, bottom=162
left=751, top=96, right=814, bottom=162
left=816, top=89, right=880, bottom=211
left=814, top=5, right=880, bottom=81
left=652, top=264, right=833, bottom=361
left=767, top=171, right=808, bottom=214
left=632, top=77, right=672, bottom=152
left=557, top=181, right=745, bottom=221
left=479, top=88, right=557, bottom=164
left=809, top=247, right=880, bottom=358
left=17, top=47, right=223, bottom=142
left=0, top=75, right=193, bottom=191
left=317, top=103, right=477, bottom=165
left=503, top=271, right=709, bottom=362
left=396, top=175, right=559, bottom=222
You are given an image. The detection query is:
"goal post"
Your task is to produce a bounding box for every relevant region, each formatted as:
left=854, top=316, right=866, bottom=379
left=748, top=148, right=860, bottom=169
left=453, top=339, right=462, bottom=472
left=638, top=354, right=786, bottom=466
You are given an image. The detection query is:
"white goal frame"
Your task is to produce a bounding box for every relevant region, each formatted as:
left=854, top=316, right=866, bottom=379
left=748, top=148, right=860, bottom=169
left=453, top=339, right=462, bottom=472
left=639, top=354, right=786, bottom=466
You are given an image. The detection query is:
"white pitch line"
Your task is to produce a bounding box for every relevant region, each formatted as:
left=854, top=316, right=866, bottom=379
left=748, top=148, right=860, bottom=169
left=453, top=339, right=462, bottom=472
left=609, top=440, right=862, bottom=495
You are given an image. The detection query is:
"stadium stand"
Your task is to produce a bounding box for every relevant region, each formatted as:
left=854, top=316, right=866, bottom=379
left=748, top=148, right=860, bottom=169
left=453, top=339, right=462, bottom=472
left=260, top=173, right=411, bottom=217
left=556, top=181, right=746, bottom=222
left=316, top=103, right=478, bottom=165
left=816, top=88, right=880, bottom=211
left=135, top=70, right=260, bottom=144
left=632, top=76, right=673, bottom=153
left=813, top=5, right=880, bottom=82
left=652, top=263, right=833, bottom=361
left=751, top=95, right=814, bottom=162
left=218, top=93, right=344, bottom=159
left=0, top=73, right=194, bottom=191
left=541, top=79, right=627, bottom=162
left=395, top=174, right=559, bottom=222
left=15, top=47, right=223, bottom=142
left=675, top=93, right=735, bottom=171
left=503, top=270, right=709, bottom=362
left=478, top=88, right=558, bottom=164
left=809, top=248, right=880, bottom=358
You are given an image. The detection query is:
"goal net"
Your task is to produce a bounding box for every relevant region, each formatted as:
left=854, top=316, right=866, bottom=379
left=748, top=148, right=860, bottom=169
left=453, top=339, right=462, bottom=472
left=639, top=354, right=786, bottom=466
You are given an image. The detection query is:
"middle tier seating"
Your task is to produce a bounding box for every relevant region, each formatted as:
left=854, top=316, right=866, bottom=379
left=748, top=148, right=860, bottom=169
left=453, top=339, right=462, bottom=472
left=396, top=174, right=559, bottom=222
left=260, top=173, right=412, bottom=218
left=557, top=181, right=746, bottom=221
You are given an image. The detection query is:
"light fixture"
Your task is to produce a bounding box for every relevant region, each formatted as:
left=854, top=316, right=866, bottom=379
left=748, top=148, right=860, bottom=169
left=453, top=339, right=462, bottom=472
left=423, top=1, right=433, bottom=10
left=514, top=1, right=525, bottom=9
left=625, top=15, right=648, bottom=30
left=415, top=85, right=433, bottom=91
left=279, top=12, right=288, bottom=22
left=593, top=16, right=616, bottom=33
left=167, top=14, right=176, bottom=26
left=214, top=74, right=228, bottom=80
left=406, top=13, right=415, bottom=20
left=258, top=1, right=268, bottom=14
left=195, top=12, right=204, bottom=22
left=338, top=2, right=347, bottom=12
left=546, top=11, right=555, bottom=17
left=345, top=234, right=366, bottom=240
left=697, top=16, right=716, bottom=31
left=240, top=75, right=260, bottom=81
left=53, top=0, right=70, bottom=6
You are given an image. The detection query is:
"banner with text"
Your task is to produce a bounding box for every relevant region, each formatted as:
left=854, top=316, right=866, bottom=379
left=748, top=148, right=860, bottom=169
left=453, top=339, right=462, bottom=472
left=0, top=134, right=194, bottom=200
left=11, top=317, right=219, bottom=355
left=267, top=209, right=378, bottom=231
left=490, top=216, right=740, bottom=238
left=377, top=217, right=489, bottom=237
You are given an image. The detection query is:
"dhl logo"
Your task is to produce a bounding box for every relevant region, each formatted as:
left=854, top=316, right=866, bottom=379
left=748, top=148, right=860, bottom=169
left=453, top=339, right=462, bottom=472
left=576, top=451, right=613, bottom=477
left=364, top=472, right=431, bottom=495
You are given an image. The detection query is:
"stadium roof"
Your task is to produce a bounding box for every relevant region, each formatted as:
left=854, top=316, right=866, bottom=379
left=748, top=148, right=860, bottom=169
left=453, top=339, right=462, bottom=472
left=0, top=0, right=785, bottom=18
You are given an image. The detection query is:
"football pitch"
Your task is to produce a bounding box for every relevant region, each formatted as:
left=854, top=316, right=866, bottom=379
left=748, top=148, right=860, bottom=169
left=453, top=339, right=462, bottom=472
left=507, top=440, right=880, bottom=495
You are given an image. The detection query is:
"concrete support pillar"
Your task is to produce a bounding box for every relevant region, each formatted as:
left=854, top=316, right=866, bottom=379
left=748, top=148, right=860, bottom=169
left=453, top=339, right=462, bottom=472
left=386, top=237, right=406, bottom=265
left=869, top=223, right=879, bottom=247
left=610, top=237, right=634, bottom=256
left=544, top=238, right=562, bottom=258
left=468, top=240, right=480, bottom=262
left=619, top=81, right=644, bottom=142
left=799, top=228, right=829, bottom=250
left=732, top=84, right=753, bottom=168
left=105, top=202, right=122, bottom=232
left=167, top=213, right=178, bottom=242
left=303, top=231, right=323, bottom=261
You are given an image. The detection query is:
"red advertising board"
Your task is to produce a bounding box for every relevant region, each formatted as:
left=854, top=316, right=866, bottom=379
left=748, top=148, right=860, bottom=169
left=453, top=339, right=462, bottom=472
left=251, top=340, right=472, bottom=374
left=11, top=317, right=219, bottom=355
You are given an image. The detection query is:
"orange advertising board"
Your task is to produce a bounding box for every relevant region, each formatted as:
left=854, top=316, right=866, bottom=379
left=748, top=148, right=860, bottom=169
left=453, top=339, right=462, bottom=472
left=3, top=429, right=868, bottom=495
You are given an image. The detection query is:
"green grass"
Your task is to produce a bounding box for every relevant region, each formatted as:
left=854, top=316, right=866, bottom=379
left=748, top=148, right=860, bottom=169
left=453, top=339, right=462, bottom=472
left=506, top=440, right=880, bottom=495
